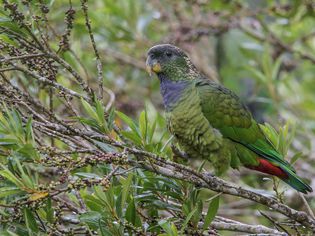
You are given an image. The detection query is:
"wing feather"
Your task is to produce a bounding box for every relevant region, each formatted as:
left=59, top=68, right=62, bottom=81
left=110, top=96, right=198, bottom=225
left=196, top=79, right=295, bottom=171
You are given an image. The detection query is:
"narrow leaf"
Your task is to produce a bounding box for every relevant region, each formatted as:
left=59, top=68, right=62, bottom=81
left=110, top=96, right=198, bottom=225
left=24, top=208, right=39, bottom=234
left=121, top=172, right=133, bottom=210
left=180, top=207, right=197, bottom=234
left=203, top=195, right=220, bottom=230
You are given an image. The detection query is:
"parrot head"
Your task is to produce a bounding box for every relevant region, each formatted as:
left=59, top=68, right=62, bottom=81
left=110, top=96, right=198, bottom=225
left=146, top=44, right=198, bottom=80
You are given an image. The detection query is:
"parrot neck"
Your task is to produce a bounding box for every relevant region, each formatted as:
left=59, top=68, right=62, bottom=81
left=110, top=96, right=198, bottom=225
left=158, top=74, right=191, bottom=110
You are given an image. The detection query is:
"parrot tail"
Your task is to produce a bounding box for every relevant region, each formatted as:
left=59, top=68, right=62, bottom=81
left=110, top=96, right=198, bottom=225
left=247, top=158, right=312, bottom=194
left=280, top=166, right=313, bottom=194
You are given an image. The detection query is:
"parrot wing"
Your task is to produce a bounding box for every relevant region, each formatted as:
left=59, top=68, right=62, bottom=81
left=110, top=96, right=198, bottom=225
left=195, top=79, right=312, bottom=193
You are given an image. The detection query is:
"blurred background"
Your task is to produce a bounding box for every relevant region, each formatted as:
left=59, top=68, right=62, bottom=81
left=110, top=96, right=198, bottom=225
left=1, top=0, right=315, bottom=234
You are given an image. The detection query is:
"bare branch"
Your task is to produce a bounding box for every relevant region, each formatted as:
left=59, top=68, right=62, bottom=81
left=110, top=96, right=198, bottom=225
left=13, top=64, right=88, bottom=100
left=299, top=193, right=315, bottom=219
left=81, top=0, right=104, bottom=100
left=0, top=53, right=46, bottom=63
left=210, top=221, right=286, bottom=235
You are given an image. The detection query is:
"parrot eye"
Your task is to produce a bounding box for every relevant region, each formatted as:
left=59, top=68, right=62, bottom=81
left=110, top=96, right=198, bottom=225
left=165, top=51, right=172, bottom=57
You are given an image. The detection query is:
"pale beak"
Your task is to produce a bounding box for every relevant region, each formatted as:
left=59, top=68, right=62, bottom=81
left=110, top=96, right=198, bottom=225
left=146, top=56, right=161, bottom=77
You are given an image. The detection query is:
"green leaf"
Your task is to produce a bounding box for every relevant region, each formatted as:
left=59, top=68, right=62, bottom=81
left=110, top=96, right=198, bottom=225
left=0, top=21, right=29, bottom=37
left=290, top=152, right=303, bottom=164
left=84, top=195, right=104, bottom=213
left=120, top=130, right=142, bottom=146
left=96, top=185, right=115, bottom=205
left=116, top=111, right=140, bottom=136
left=45, top=198, right=54, bottom=223
left=246, top=66, right=266, bottom=83
left=192, top=199, right=203, bottom=226
left=95, top=100, right=106, bottom=124
left=121, top=172, right=133, bottom=211
left=80, top=211, right=102, bottom=230
left=125, top=196, right=141, bottom=227
left=76, top=117, right=97, bottom=127
left=139, top=110, right=147, bottom=142
left=25, top=117, right=34, bottom=143
left=78, top=99, right=109, bottom=133
left=75, top=172, right=101, bottom=179
left=0, top=34, right=18, bottom=47
left=93, top=140, right=116, bottom=152
left=262, top=44, right=272, bottom=80
left=197, top=160, right=206, bottom=173
left=271, top=56, right=282, bottom=81
left=0, top=186, right=22, bottom=198
left=5, top=231, right=20, bottom=236
left=148, top=119, right=156, bottom=143
left=0, top=138, right=18, bottom=146
left=125, top=197, right=136, bottom=225
left=158, top=220, right=178, bottom=236
left=16, top=160, right=34, bottom=189
left=203, top=195, right=220, bottom=231
left=0, top=166, right=25, bottom=189
left=18, top=144, right=40, bottom=161
left=180, top=206, right=197, bottom=234
left=24, top=208, right=39, bottom=234
left=99, top=220, right=114, bottom=236
left=81, top=98, right=99, bottom=121
left=107, top=107, right=116, bottom=130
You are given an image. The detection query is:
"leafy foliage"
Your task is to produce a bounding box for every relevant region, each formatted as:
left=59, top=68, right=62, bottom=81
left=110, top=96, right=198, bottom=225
left=0, top=0, right=314, bottom=235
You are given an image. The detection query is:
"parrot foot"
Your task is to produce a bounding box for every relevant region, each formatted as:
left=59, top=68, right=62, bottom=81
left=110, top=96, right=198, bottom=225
left=203, top=172, right=214, bottom=178
left=171, top=144, right=189, bottom=160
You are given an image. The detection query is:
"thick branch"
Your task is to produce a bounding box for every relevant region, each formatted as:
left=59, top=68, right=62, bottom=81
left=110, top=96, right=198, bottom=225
left=210, top=221, right=286, bottom=235
left=127, top=156, right=315, bottom=231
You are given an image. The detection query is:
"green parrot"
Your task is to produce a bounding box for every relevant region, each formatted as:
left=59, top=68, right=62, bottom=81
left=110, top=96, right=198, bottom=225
left=146, top=44, right=312, bottom=194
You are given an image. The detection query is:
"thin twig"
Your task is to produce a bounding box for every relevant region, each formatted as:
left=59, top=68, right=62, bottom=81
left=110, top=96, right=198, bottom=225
left=299, top=193, right=315, bottom=219
left=13, top=64, right=88, bottom=100
left=81, top=0, right=104, bottom=100
left=0, top=67, right=15, bottom=72
left=0, top=53, right=46, bottom=63
left=259, top=211, right=291, bottom=235
left=210, top=221, right=286, bottom=235
left=104, top=86, right=115, bottom=111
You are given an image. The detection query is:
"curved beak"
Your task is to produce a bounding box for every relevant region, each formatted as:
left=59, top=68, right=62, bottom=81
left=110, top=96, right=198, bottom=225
left=146, top=56, right=161, bottom=76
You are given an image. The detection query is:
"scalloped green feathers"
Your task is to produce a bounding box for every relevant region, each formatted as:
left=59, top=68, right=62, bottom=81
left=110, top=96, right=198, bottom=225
left=147, top=44, right=312, bottom=193
left=197, top=79, right=312, bottom=193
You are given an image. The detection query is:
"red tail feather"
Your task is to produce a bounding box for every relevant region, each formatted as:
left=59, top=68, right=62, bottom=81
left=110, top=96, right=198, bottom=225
left=247, top=158, right=288, bottom=179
